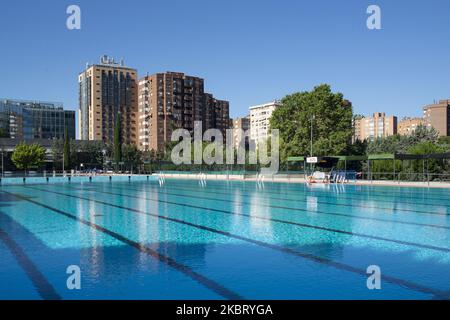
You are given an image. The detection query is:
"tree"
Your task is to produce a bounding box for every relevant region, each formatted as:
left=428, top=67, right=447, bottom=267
left=113, top=113, right=122, bottom=170
left=407, top=142, right=445, bottom=178
left=437, top=136, right=450, bottom=152
left=366, top=135, right=406, bottom=154
left=11, top=142, right=46, bottom=175
left=122, top=144, right=142, bottom=172
left=366, top=124, right=441, bottom=155
left=270, top=84, right=353, bottom=161
left=63, top=126, right=71, bottom=170
left=408, top=124, right=439, bottom=145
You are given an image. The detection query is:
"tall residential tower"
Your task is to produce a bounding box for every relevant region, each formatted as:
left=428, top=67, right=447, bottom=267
left=249, top=101, right=281, bottom=148
left=78, top=56, right=138, bottom=144
left=138, top=72, right=230, bottom=152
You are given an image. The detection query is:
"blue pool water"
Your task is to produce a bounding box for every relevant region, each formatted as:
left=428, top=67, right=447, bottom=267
left=0, top=178, right=449, bottom=300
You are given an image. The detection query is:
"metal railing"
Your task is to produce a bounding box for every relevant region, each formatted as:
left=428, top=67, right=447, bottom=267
left=360, top=171, right=450, bottom=183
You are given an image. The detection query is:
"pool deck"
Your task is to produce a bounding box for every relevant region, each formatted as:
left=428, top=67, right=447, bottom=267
left=157, top=173, right=450, bottom=189
left=0, top=173, right=449, bottom=189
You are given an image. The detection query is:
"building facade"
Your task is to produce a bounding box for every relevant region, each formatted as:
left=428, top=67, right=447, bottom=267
left=353, top=112, right=397, bottom=141
left=78, top=56, right=138, bottom=144
left=423, top=100, right=450, bottom=136
left=249, top=101, right=281, bottom=147
left=204, top=95, right=230, bottom=138
left=232, top=116, right=250, bottom=149
left=398, top=117, right=424, bottom=136
left=0, top=99, right=75, bottom=140
left=138, top=72, right=230, bottom=152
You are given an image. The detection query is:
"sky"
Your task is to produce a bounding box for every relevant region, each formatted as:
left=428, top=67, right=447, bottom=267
left=0, top=0, right=449, bottom=120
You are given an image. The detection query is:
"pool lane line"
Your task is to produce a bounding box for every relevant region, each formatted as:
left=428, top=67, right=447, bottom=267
left=0, top=191, right=243, bottom=300
left=154, top=182, right=450, bottom=209
left=147, top=180, right=450, bottom=210
left=15, top=187, right=449, bottom=299
left=154, top=184, right=450, bottom=215
left=93, top=184, right=450, bottom=231
left=45, top=184, right=450, bottom=253
left=158, top=179, right=450, bottom=204
left=0, top=227, right=61, bottom=300
left=88, top=178, right=450, bottom=214
left=51, top=184, right=450, bottom=252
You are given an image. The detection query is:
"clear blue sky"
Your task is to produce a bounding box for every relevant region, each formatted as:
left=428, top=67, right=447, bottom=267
left=0, top=0, right=449, bottom=119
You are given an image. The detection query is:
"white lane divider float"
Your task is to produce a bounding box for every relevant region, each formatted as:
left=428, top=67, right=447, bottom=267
left=158, top=173, right=166, bottom=187
left=199, top=173, right=207, bottom=187
left=256, top=173, right=265, bottom=189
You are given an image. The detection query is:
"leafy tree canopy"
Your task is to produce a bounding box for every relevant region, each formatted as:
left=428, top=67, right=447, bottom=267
left=270, top=84, right=353, bottom=160
left=122, top=144, right=142, bottom=170
left=11, top=142, right=46, bottom=172
left=367, top=124, right=443, bottom=155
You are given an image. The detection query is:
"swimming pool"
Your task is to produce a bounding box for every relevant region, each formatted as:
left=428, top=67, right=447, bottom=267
left=0, top=178, right=449, bottom=300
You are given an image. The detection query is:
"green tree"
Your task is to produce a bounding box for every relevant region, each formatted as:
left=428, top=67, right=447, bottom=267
left=11, top=142, right=46, bottom=175
left=270, top=84, right=353, bottom=161
left=367, top=125, right=441, bottom=155
left=407, top=141, right=445, bottom=179
left=74, top=140, right=105, bottom=169
left=63, top=126, right=71, bottom=170
left=437, top=136, right=450, bottom=152
left=122, top=144, right=142, bottom=172
left=113, top=113, right=122, bottom=170
left=51, top=139, right=63, bottom=170
left=366, top=135, right=406, bottom=154
left=408, top=124, right=439, bottom=145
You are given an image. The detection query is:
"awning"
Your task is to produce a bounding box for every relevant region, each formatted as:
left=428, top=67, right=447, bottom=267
left=287, top=157, right=305, bottom=162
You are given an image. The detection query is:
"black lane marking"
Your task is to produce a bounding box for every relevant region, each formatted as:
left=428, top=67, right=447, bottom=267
left=0, top=227, right=61, bottom=300
left=153, top=182, right=450, bottom=215
left=47, top=185, right=450, bottom=253
left=1, top=191, right=243, bottom=300
left=18, top=186, right=450, bottom=299
left=97, top=183, right=450, bottom=231
left=92, top=178, right=450, bottom=215
left=159, top=179, right=450, bottom=204
left=157, top=182, right=450, bottom=209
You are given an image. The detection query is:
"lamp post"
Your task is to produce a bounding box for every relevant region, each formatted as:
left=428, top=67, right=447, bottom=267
left=309, top=114, right=315, bottom=175
left=310, top=114, right=315, bottom=157
left=102, top=149, right=106, bottom=173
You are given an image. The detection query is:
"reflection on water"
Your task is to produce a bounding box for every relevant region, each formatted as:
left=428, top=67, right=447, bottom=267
left=306, top=196, right=318, bottom=212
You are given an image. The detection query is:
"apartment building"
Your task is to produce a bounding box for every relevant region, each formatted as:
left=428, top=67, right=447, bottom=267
left=205, top=95, right=230, bottom=138
left=398, top=117, right=424, bottom=136
left=423, top=100, right=450, bottom=136
left=78, top=55, right=138, bottom=144
left=232, top=116, right=250, bottom=149
left=353, top=112, right=397, bottom=141
left=138, top=72, right=230, bottom=152
left=0, top=99, right=75, bottom=139
left=249, top=101, right=281, bottom=147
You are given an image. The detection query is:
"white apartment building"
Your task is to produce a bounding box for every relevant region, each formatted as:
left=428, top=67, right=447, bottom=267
left=249, top=101, right=281, bottom=147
